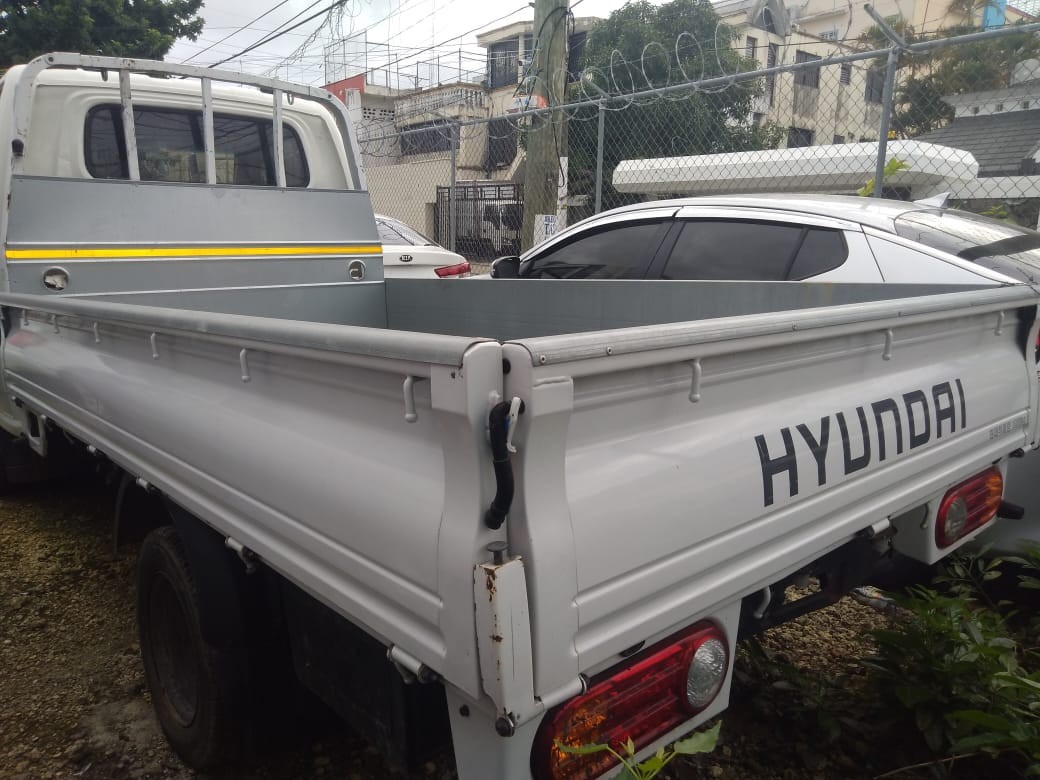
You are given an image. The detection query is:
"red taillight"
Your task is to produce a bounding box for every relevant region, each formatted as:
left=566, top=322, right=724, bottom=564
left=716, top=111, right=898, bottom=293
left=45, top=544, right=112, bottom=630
left=532, top=622, right=728, bottom=780
left=434, top=261, right=471, bottom=277
left=935, top=466, right=1003, bottom=548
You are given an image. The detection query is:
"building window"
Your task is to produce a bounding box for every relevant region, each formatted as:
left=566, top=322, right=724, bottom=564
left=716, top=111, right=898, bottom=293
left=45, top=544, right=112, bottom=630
left=820, top=29, right=838, bottom=40
left=746, top=36, right=758, bottom=61
left=400, top=121, right=454, bottom=156
left=1023, top=100, right=1031, bottom=109
left=488, top=38, right=520, bottom=90
left=865, top=67, right=885, bottom=104
left=995, top=102, right=1005, bottom=112
left=753, top=112, right=765, bottom=126
left=794, top=50, right=822, bottom=89
left=833, top=134, right=845, bottom=144
left=840, top=63, right=852, bottom=85
left=787, top=127, right=814, bottom=148
left=487, top=117, right=517, bottom=168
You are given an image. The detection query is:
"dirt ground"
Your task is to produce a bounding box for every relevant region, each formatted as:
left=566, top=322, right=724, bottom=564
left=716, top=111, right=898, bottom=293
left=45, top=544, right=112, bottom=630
left=0, top=480, right=913, bottom=780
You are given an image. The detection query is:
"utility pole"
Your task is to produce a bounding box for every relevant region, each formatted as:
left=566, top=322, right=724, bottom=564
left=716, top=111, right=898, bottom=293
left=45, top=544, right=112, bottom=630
left=521, top=0, right=569, bottom=251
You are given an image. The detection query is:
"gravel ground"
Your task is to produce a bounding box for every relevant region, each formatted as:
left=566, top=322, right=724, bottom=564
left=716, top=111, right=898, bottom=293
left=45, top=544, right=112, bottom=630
left=0, top=481, right=915, bottom=780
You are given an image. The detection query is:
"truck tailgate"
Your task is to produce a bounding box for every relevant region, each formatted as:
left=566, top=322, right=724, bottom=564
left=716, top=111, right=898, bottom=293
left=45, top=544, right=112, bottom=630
left=501, top=286, right=1039, bottom=696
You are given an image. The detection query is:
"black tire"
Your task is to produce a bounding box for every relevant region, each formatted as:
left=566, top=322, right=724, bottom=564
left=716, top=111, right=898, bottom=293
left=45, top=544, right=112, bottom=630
left=137, top=526, right=248, bottom=769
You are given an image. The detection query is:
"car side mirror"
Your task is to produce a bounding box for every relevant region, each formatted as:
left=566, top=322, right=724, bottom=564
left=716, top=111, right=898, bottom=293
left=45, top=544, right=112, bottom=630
left=490, top=255, right=521, bottom=278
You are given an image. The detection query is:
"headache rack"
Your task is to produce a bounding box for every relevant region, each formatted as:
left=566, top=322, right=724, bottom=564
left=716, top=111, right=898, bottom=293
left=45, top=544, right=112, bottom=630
left=7, top=52, right=364, bottom=190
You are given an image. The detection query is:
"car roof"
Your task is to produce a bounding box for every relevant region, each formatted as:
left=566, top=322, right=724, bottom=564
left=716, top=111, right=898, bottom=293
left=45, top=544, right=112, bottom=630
left=586, top=193, right=928, bottom=233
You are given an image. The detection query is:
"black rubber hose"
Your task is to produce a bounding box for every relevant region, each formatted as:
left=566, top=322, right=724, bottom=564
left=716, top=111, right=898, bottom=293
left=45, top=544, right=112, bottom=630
left=484, top=401, right=517, bottom=530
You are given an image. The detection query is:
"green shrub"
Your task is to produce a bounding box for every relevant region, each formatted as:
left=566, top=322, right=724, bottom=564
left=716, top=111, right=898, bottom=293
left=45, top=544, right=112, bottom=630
left=864, top=584, right=1040, bottom=774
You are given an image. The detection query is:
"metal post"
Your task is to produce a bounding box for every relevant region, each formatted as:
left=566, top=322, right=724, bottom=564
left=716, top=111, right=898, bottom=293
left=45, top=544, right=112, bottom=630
left=872, top=47, right=899, bottom=199
left=449, top=122, right=458, bottom=252
left=272, top=89, right=286, bottom=188
left=864, top=5, right=907, bottom=199
left=595, top=101, right=605, bottom=214
left=201, top=78, right=216, bottom=184
left=118, top=69, right=141, bottom=181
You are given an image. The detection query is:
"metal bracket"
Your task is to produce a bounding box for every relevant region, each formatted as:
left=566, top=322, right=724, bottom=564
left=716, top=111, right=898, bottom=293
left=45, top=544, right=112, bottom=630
left=150, top=332, right=159, bottom=360
left=688, top=358, right=702, bottom=402
left=995, top=311, right=1005, bottom=336
left=505, top=396, right=523, bottom=454
left=882, top=329, right=894, bottom=360
left=239, top=348, right=251, bottom=383
left=387, top=644, right=439, bottom=684
left=224, top=536, right=258, bottom=574
left=403, top=375, right=427, bottom=423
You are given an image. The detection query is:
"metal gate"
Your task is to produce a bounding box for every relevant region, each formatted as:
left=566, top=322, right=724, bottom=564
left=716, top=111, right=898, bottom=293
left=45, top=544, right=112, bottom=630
left=435, top=181, right=523, bottom=262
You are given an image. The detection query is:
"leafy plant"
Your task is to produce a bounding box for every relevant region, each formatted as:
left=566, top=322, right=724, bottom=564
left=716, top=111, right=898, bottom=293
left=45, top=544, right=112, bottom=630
left=857, top=157, right=910, bottom=197
left=556, top=721, right=721, bottom=780
left=933, top=545, right=1008, bottom=610
left=864, top=585, right=1040, bottom=774
left=1006, top=544, right=1040, bottom=593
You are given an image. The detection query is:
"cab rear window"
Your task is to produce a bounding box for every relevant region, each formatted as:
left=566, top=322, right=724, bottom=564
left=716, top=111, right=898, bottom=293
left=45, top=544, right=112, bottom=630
left=85, top=105, right=309, bottom=187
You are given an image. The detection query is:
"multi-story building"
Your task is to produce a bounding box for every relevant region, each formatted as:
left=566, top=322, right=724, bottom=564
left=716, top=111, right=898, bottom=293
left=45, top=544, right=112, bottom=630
left=328, top=18, right=596, bottom=243
left=715, top=0, right=886, bottom=148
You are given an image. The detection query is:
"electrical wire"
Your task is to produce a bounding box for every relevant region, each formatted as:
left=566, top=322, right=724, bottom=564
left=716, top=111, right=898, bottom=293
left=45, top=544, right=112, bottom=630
left=209, top=0, right=343, bottom=69
left=181, top=0, right=297, bottom=64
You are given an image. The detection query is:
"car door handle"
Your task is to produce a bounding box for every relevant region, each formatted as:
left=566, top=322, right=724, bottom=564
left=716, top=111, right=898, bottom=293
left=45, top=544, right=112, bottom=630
left=399, top=254, right=413, bottom=263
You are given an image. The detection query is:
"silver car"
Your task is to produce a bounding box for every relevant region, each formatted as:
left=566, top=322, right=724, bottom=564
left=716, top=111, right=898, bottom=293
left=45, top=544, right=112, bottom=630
left=490, top=194, right=1037, bottom=286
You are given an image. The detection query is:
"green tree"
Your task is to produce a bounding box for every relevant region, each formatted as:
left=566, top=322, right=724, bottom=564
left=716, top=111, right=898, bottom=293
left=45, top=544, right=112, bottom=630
left=565, top=0, right=782, bottom=216
left=0, top=0, right=204, bottom=68
left=858, top=6, right=1040, bottom=137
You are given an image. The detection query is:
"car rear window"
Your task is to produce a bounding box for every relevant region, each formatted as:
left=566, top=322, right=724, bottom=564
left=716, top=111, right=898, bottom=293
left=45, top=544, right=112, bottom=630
left=893, top=209, right=1040, bottom=282
left=377, top=218, right=435, bottom=246
left=662, top=220, right=847, bottom=280
left=85, top=104, right=309, bottom=187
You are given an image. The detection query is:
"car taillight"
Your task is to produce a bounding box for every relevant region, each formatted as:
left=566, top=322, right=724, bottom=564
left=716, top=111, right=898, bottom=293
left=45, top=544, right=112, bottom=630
left=532, top=622, right=728, bottom=780
left=435, top=261, right=471, bottom=277
left=935, top=466, right=1003, bottom=548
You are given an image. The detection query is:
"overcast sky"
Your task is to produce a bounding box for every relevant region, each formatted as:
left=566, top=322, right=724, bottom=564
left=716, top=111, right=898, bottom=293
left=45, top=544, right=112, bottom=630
left=167, top=0, right=643, bottom=86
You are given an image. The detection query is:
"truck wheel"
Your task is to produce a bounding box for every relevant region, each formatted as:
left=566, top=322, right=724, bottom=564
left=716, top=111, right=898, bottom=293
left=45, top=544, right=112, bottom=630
left=137, top=526, right=246, bottom=769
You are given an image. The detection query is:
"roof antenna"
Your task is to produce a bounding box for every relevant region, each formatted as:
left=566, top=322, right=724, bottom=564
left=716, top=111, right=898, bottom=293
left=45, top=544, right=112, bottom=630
left=913, top=192, right=950, bottom=208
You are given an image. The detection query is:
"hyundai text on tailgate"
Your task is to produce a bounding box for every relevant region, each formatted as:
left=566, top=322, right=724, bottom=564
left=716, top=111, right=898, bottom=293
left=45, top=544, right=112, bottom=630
left=0, top=55, right=1038, bottom=779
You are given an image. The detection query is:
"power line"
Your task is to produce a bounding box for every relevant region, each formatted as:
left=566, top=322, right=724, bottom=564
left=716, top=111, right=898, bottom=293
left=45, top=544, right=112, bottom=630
left=209, top=0, right=343, bottom=69
left=372, top=5, right=530, bottom=76
left=182, top=0, right=297, bottom=64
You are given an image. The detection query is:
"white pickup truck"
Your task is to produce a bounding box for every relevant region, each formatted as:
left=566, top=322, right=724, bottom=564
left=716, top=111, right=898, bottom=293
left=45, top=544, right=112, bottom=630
left=1, top=55, right=1038, bottom=779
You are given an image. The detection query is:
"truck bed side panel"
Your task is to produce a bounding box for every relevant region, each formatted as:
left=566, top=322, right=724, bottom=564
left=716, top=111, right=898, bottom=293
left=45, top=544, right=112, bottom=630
left=0, top=305, right=499, bottom=695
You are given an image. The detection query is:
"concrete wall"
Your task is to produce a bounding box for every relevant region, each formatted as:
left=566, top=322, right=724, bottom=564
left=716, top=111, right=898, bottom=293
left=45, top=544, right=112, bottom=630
left=367, top=156, right=452, bottom=237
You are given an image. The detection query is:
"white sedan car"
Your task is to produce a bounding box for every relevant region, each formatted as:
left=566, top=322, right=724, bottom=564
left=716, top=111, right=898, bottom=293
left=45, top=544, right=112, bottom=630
left=375, top=214, right=471, bottom=278
left=489, top=194, right=1036, bottom=285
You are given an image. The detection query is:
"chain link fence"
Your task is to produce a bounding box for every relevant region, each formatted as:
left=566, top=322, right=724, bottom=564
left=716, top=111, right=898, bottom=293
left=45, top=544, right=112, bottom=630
left=357, top=19, right=1040, bottom=270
